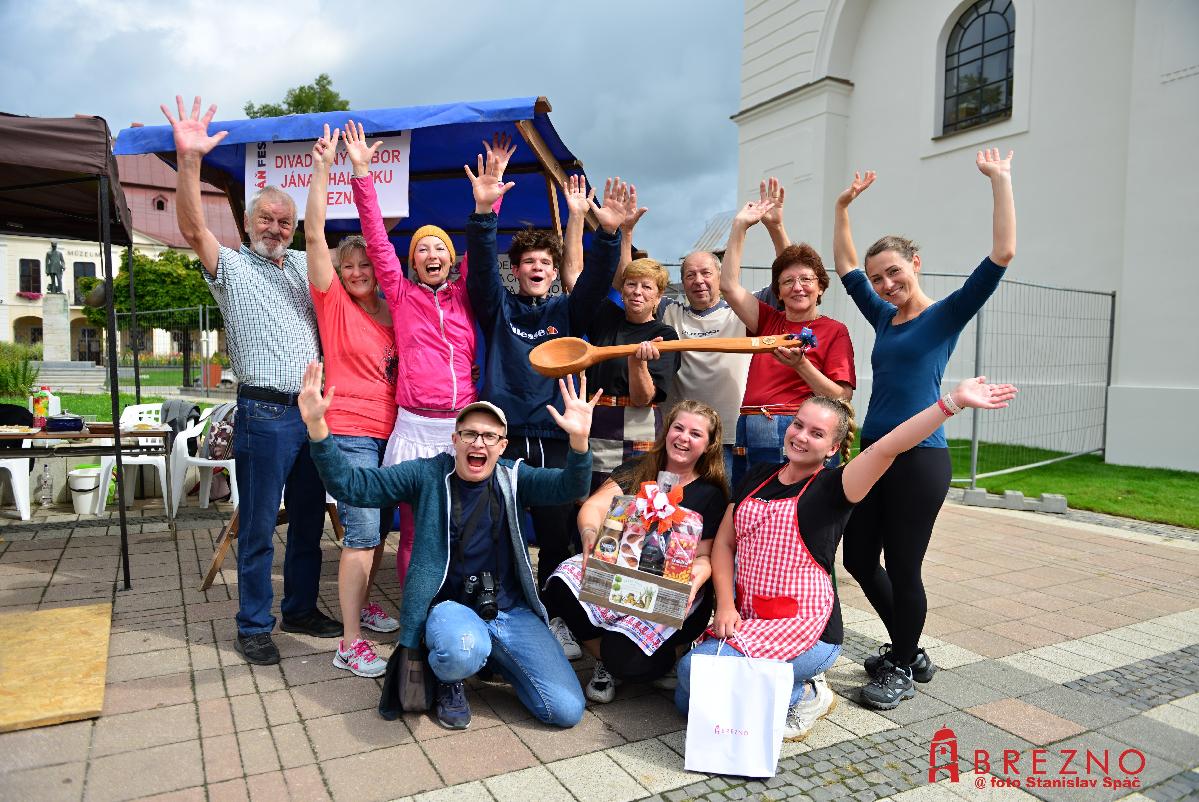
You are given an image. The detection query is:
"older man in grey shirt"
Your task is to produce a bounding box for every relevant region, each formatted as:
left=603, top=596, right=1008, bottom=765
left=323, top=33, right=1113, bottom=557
left=163, top=95, right=340, bottom=665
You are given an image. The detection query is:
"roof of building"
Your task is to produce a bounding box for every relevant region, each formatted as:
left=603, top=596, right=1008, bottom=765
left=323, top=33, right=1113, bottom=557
left=116, top=154, right=241, bottom=250
left=687, top=209, right=736, bottom=256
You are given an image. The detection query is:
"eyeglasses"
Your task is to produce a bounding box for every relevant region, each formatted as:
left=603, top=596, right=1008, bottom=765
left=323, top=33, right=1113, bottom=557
left=457, top=429, right=505, bottom=446
left=779, top=276, right=819, bottom=289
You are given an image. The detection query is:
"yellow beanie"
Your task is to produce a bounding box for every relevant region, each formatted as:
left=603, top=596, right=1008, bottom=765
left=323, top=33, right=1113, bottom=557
left=408, top=225, right=457, bottom=270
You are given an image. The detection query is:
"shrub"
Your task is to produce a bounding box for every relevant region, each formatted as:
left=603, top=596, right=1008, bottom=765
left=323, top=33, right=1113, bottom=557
left=0, top=342, right=42, bottom=395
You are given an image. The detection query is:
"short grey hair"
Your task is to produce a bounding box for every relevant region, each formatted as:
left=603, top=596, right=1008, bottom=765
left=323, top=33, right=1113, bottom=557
left=246, top=186, right=297, bottom=225
left=682, top=251, right=721, bottom=272
left=335, top=235, right=368, bottom=267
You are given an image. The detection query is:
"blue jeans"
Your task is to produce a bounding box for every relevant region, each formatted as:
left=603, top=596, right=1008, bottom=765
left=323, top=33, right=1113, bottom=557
left=675, top=637, right=841, bottom=715
left=721, top=444, right=735, bottom=484
left=733, top=414, right=841, bottom=488
left=330, top=434, right=392, bottom=549
left=425, top=601, right=585, bottom=728
left=233, top=397, right=327, bottom=635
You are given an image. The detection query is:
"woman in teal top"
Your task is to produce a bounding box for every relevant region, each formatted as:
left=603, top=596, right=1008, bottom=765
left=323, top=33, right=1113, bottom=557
left=832, top=148, right=1016, bottom=710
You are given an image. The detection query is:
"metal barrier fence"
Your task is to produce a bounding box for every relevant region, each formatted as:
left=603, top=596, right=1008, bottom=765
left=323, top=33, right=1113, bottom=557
left=105, top=306, right=225, bottom=397
left=666, top=263, right=1116, bottom=486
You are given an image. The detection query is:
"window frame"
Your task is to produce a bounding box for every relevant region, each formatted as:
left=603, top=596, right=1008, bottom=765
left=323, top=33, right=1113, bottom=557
left=942, top=0, right=1015, bottom=135
left=18, top=258, right=41, bottom=294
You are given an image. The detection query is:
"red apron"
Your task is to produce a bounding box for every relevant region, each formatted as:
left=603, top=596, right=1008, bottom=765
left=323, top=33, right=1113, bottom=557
left=716, top=467, right=834, bottom=661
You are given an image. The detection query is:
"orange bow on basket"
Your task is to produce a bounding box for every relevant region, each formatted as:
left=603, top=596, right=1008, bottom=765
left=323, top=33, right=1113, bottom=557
left=634, top=481, right=687, bottom=530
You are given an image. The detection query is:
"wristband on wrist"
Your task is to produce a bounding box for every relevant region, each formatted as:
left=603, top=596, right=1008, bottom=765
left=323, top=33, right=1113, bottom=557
left=938, top=392, right=963, bottom=416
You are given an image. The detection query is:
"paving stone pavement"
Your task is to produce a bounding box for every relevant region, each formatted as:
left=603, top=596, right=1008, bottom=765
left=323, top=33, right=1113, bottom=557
left=0, top=499, right=1196, bottom=802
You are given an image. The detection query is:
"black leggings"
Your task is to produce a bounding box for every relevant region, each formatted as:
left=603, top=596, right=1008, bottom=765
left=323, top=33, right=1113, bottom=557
left=544, top=576, right=715, bottom=683
left=841, top=442, right=951, bottom=665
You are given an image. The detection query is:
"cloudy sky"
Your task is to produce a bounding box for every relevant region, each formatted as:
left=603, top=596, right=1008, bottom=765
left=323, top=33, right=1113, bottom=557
left=0, top=0, right=743, bottom=264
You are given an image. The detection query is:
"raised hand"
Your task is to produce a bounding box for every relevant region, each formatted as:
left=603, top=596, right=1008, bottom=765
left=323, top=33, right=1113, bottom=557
left=976, top=147, right=1014, bottom=180
left=465, top=142, right=516, bottom=213
left=311, top=124, right=341, bottom=171
left=564, top=174, right=593, bottom=218
left=590, top=178, right=635, bottom=234
left=836, top=171, right=876, bottom=208
left=160, top=95, right=227, bottom=159
left=620, top=183, right=648, bottom=234
left=298, top=361, right=335, bottom=427
left=732, top=198, right=775, bottom=230
left=483, top=132, right=517, bottom=183
left=950, top=376, right=1018, bottom=410
left=546, top=374, right=601, bottom=446
left=343, top=120, right=382, bottom=175
left=760, top=177, right=785, bottom=228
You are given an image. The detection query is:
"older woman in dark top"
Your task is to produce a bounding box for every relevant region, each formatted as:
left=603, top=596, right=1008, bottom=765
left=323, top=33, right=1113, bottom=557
left=584, top=257, right=680, bottom=490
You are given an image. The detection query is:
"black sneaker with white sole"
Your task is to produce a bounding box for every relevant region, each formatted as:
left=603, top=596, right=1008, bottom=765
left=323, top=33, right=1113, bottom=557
left=234, top=632, right=280, bottom=666
left=859, top=659, right=916, bottom=710
left=864, top=643, right=937, bottom=683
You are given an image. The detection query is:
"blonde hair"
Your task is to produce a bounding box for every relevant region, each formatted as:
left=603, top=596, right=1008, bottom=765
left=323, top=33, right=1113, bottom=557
left=801, top=396, right=857, bottom=465
left=622, top=258, right=669, bottom=294
left=335, top=235, right=368, bottom=269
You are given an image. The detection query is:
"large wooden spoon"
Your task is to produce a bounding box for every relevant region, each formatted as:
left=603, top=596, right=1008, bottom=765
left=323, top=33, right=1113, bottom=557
left=529, top=335, right=801, bottom=378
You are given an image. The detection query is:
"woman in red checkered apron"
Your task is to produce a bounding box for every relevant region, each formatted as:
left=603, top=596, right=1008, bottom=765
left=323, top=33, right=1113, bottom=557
left=675, top=377, right=1018, bottom=741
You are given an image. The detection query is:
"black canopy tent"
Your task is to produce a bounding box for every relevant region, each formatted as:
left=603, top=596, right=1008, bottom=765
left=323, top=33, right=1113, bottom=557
left=0, top=112, right=139, bottom=589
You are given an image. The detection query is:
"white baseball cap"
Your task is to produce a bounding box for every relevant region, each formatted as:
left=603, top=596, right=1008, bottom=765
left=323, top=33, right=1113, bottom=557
left=455, top=401, right=508, bottom=434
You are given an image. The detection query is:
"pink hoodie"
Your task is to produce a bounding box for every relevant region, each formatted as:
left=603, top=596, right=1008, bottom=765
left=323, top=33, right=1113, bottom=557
left=352, top=175, right=477, bottom=412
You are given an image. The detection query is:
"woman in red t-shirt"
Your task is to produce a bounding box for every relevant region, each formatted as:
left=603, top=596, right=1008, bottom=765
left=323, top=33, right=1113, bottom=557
left=305, top=126, right=399, bottom=680
left=718, top=188, right=856, bottom=487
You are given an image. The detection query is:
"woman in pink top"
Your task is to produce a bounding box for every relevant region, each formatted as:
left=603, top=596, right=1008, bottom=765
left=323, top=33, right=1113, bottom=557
left=306, top=126, right=399, bottom=679
left=343, top=122, right=513, bottom=581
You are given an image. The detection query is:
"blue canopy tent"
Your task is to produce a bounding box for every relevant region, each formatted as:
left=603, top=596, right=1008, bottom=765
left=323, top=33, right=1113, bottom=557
left=113, top=96, right=597, bottom=257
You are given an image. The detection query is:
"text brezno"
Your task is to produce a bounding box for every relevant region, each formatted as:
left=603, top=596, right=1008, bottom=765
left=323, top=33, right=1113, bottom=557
left=713, top=725, right=749, bottom=736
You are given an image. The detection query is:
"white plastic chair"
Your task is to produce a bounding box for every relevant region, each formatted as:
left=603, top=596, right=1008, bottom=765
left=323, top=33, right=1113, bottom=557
left=96, top=403, right=170, bottom=515
left=0, top=439, right=32, bottom=521
left=170, top=407, right=238, bottom=516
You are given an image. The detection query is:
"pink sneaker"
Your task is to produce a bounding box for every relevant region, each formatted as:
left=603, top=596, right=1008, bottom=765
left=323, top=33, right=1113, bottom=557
left=360, top=602, right=400, bottom=633
left=333, top=639, right=386, bottom=678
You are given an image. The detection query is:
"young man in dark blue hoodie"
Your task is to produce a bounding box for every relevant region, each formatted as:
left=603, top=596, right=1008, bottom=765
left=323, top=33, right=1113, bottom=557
left=464, top=142, right=630, bottom=619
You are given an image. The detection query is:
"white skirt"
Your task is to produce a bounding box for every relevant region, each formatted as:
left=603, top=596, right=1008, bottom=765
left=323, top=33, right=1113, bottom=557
left=383, top=407, right=456, bottom=467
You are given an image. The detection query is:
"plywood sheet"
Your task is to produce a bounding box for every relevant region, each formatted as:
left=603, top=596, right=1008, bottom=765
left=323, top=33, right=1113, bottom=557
left=0, top=602, right=112, bottom=732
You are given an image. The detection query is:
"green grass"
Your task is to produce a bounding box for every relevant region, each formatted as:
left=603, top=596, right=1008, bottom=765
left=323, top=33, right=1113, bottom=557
left=845, top=438, right=1199, bottom=529
left=1, top=393, right=165, bottom=419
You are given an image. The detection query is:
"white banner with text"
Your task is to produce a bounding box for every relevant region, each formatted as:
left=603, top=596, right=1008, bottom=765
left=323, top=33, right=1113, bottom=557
left=244, top=132, right=411, bottom=220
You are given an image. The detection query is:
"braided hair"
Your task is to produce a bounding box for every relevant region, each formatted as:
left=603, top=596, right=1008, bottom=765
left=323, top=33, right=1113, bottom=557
left=801, top=396, right=857, bottom=465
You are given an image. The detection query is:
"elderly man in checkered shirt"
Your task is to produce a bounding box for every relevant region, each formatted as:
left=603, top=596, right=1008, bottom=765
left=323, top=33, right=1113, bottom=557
left=163, top=95, right=341, bottom=665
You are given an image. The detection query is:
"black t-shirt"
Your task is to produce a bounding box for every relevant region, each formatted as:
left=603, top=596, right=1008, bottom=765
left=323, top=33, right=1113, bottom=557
left=610, top=461, right=729, bottom=541
left=732, top=463, right=855, bottom=644
left=585, top=298, right=680, bottom=403
left=437, top=475, right=522, bottom=611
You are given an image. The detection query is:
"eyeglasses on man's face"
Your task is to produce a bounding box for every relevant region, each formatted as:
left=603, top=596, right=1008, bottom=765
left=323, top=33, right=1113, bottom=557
left=457, top=429, right=505, bottom=446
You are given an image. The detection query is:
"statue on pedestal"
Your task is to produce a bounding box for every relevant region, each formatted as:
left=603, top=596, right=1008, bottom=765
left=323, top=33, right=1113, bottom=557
left=45, top=241, right=65, bottom=294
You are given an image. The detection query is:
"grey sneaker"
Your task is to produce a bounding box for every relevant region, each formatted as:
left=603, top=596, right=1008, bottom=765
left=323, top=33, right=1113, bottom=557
left=864, top=644, right=937, bottom=683
left=783, top=675, right=837, bottom=741
left=549, top=617, right=583, bottom=661
left=860, top=660, right=916, bottom=710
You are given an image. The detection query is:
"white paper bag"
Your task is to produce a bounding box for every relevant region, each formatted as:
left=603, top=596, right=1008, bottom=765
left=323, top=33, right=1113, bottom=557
left=683, top=641, right=792, bottom=777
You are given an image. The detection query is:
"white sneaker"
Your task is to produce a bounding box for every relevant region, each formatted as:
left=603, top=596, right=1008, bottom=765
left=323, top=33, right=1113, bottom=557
left=652, top=665, right=678, bottom=690
left=332, top=638, right=387, bottom=678
left=360, top=602, right=400, bottom=633
left=549, top=617, right=582, bottom=661
left=782, top=675, right=837, bottom=741
left=585, top=661, right=620, bottom=704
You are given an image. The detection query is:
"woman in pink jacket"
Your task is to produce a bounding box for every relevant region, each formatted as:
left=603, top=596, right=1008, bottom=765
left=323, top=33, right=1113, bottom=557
left=344, top=122, right=512, bottom=579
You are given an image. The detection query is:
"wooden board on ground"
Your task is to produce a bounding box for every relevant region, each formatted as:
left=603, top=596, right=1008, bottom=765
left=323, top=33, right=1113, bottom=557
left=0, top=603, right=112, bottom=732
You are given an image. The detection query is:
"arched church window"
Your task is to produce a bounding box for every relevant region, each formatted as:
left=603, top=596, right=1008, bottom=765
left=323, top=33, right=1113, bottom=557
left=944, top=0, right=1014, bottom=134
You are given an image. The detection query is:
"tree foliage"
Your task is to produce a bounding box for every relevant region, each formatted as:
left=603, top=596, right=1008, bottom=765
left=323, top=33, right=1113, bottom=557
left=78, top=249, right=223, bottom=329
left=244, top=73, right=351, bottom=118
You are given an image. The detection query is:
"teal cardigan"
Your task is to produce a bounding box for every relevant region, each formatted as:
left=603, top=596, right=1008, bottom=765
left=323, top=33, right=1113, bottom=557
left=309, top=435, right=592, bottom=647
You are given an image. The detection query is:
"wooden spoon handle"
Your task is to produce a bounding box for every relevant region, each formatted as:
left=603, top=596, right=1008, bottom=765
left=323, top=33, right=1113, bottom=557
left=592, top=335, right=797, bottom=361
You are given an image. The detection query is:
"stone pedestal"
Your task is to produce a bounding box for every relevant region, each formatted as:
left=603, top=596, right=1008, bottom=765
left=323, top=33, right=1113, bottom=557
left=41, top=293, right=71, bottom=362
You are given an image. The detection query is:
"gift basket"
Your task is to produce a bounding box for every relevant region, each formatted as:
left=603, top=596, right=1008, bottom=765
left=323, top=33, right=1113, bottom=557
left=578, top=472, right=702, bottom=626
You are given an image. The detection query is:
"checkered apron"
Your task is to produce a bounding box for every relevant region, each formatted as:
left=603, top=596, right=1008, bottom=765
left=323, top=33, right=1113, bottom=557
left=720, top=467, right=834, bottom=661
